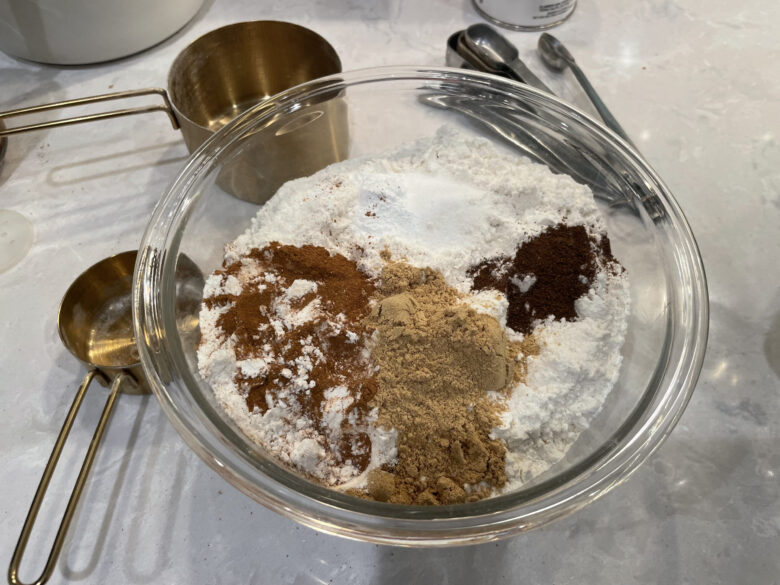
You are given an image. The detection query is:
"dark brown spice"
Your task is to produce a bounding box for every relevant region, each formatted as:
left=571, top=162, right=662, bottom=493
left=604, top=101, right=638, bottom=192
left=469, top=224, right=618, bottom=335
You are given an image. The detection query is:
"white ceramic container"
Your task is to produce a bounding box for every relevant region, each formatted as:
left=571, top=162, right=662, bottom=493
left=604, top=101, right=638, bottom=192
left=0, top=0, right=203, bottom=65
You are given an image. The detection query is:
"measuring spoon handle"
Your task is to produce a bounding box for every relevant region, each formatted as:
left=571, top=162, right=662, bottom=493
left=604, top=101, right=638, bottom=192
left=507, top=58, right=554, bottom=95
left=568, top=62, right=633, bottom=146
left=8, top=371, right=129, bottom=585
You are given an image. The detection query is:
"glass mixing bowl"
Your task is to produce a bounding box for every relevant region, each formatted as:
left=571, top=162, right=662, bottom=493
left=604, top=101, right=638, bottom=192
left=133, top=67, right=708, bottom=546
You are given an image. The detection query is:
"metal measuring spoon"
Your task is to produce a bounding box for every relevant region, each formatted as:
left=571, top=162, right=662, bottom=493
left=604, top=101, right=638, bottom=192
left=538, top=33, right=633, bottom=145
left=446, top=31, right=473, bottom=69
left=449, top=30, right=508, bottom=77
left=9, top=251, right=203, bottom=585
left=419, top=92, right=630, bottom=207
left=464, top=24, right=553, bottom=94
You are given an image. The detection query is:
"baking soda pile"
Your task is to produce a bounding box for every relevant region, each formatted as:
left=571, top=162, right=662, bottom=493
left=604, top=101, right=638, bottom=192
left=197, top=128, right=630, bottom=501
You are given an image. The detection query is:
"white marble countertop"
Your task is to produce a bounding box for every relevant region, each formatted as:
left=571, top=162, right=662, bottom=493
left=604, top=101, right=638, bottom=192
left=1, top=0, right=778, bottom=583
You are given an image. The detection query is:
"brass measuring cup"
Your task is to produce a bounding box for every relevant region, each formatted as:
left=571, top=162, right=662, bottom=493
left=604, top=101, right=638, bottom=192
left=8, top=251, right=202, bottom=585
left=0, top=121, right=7, bottom=166
left=0, top=21, right=347, bottom=203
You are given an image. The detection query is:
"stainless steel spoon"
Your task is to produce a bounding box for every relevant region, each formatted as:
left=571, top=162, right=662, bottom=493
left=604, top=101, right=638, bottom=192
left=454, top=30, right=507, bottom=76
left=464, top=24, right=553, bottom=94
left=538, top=33, right=633, bottom=145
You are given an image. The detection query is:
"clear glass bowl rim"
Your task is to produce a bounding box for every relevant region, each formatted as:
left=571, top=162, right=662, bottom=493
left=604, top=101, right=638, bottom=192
left=133, top=66, right=709, bottom=545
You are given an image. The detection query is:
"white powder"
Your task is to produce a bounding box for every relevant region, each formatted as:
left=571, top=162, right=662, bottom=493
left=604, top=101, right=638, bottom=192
left=237, top=358, right=268, bottom=378
left=511, top=274, right=537, bottom=293
left=199, top=127, right=630, bottom=494
left=284, top=279, right=318, bottom=300
left=198, top=258, right=396, bottom=486
left=494, top=269, right=630, bottom=490
left=228, top=127, right=606, bottom=294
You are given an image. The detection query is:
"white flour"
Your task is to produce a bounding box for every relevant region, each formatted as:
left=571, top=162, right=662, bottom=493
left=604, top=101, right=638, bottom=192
left=493, top=268, right=629, bottom=489
left=228, top=127, right=606, bottom=294
left=199, top=259, right=397, bottom=485
left=199, top=127, right=630, bottom=494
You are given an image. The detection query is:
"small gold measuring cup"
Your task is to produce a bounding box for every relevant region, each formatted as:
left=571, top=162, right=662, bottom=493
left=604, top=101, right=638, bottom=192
left=8, top=251, right=202, bottom=585
left=0, top=21, right=347, bottom=203
left=0, top=121, right=7, bottom=166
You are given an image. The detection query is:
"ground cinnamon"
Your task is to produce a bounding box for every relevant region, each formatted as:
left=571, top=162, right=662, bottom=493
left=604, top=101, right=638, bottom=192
left=204, top=246, right=543, bottom=501
left=204, top=243, right=377, bottom=472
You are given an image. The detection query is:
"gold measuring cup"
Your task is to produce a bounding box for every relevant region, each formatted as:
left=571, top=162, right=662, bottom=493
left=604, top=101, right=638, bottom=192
left=0, top=21, right=348, bottom=203
left=0, top=121, right=7, bottom=166
left=8, top=251, right=202, bottom=585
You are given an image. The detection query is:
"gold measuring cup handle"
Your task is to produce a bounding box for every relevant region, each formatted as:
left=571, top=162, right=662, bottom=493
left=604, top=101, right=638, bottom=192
left=0, top=88, right=179, bottom=136
left=8, top=370, right=133, bottom=585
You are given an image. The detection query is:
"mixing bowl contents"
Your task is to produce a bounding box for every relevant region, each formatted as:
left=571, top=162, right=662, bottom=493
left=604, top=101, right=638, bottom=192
left=197, top=127, right=630, bottom=505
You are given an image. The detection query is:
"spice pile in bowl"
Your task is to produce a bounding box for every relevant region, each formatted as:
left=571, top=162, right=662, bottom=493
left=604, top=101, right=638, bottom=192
left=197, top=128, right=629, bottom=505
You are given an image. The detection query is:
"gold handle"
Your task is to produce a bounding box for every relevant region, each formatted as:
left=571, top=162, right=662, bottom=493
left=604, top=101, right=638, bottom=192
left=0, top=88, right=180, bottom=136
left=8, top=371, right=129, bottom=585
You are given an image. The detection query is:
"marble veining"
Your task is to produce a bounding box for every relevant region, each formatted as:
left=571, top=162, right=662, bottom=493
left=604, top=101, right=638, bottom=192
left=1, top=0, right=778, bottom=583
